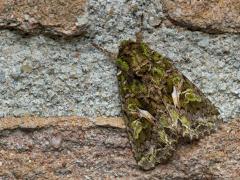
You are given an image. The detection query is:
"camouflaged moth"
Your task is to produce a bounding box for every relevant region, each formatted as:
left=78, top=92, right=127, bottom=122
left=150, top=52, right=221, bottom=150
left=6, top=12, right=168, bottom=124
left=93, top=38, right=221, bottom=170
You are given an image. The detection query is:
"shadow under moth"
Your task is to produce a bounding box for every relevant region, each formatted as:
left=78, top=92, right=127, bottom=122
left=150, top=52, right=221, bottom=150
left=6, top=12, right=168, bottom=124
left=116, top=40, right=221, bottom=170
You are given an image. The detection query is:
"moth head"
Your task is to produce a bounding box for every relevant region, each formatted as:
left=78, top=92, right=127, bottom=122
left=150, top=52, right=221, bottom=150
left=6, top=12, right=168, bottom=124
left=117, top=40, right=153, bottom=76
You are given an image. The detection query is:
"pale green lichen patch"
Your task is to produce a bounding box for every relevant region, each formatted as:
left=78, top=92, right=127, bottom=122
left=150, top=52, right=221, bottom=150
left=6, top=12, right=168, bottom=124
left=117, top=40, right=221, bottom=170
left=21, top=64, right=33, bottom=73
left=182, top=88, right=202, bottom=104
left=131, top=120, right=143, bottom=140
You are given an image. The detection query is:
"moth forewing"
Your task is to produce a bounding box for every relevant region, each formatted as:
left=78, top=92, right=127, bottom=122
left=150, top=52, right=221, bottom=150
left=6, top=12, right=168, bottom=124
left=117, top=40, right=221, bottom=170
left=92, top=39, right=221, bottom=170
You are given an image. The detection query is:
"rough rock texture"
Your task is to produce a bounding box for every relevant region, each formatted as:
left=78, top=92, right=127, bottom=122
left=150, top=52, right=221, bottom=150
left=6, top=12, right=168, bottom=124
left=0, top=1, right=239, bottom=179
left=0, top=0, right=239, bottom=120
left=0, top=0, right=88, bottom=36
left=0, top=117, right=239, bottom=179
left=0, top=30, right=121, bottom=117
left=162, top=0, right=240, bottom=34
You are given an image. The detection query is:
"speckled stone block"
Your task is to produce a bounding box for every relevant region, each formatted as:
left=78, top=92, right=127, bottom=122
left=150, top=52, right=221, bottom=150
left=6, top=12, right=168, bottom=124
left=0, top=0, right=88, bottom=36
left=162, top=0, right=240, bottom=33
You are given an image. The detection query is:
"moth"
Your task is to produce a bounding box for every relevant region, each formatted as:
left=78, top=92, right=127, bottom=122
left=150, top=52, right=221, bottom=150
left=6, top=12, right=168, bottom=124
left=93, top=39, right=221, bottom=170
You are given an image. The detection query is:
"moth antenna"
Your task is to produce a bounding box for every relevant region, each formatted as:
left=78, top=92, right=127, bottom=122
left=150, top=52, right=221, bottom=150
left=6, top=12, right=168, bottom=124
left=92, top=43, right=117, bottom=62
left=135, top=13, right=144, bottom=45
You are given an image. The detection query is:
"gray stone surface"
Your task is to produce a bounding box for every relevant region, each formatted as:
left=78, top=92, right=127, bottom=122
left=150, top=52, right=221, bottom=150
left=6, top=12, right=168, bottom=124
left=0, top=30, right=121, bottom=117
left=0, top=0, right=239, bottom=120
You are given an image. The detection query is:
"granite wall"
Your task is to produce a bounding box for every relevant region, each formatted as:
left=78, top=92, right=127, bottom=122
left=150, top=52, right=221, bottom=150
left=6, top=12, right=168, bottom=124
left=0, top=0, right=239, bottom=120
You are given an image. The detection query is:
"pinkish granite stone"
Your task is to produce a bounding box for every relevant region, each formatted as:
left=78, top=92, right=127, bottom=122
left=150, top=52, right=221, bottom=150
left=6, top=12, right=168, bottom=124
left=0, top=0, right=88, bottom=36
left=163, top=0, right=240, bottom=33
